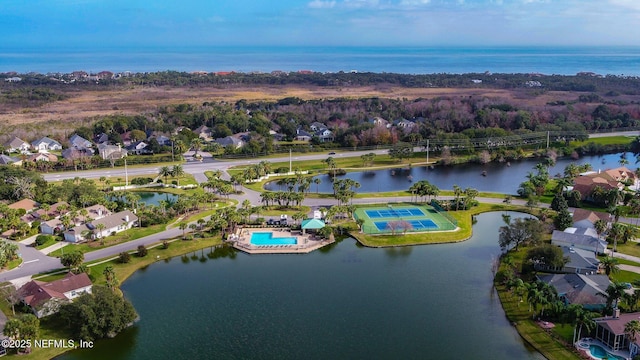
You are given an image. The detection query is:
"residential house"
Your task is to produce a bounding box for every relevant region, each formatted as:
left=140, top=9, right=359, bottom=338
left=593, top=312, right=640, bottom=356
left=126, top=141, right=152, bottom=155
left=214, top=136, right=244, bottom=149
left=572, top=209, right=610, bottom=229
left=69, top=134, right=93, bottom=149
left=310, top=122, right=328, bottom=132
left=533, top=246, right=600, bottom=274
left=194, top=125, right=212, bottom=140
left=40, top=204, right=109, bottom=235
left=572, top=167, right=636, bottom=201
left=5, top=77, right=22, bottom=83
left=8, top=199, right=39, bottom=213
left=40, top=218, right=64, bottom=235
left=63, top=210, right=138, bottom=242
left=32, top=201, right=69, bottom=221
left=61, top=147, right=94, bottom=160
left=93, top=133, right=109, bottom=145
left=295, top=128, right=313, bottom=142
left=97, top=143, right=127, bottom=160
left=315, top=128, right=334, bottom=143
left=3, top=136, right=30, bottom=153
left=538, top=273, right=610, bottom=310
left=31, top=137, right=62, bottom=153
left=153, top=134, right=172, bottom=146
left=18, top=272, right=92, bottom=318
left=394, top=118, right=416, bottom=130
left=0, top=154, right=21, bottom=166
left=28, top=152, right=58, bottom=162
left=551, top=227, right=607, bottom=254
left=368, top=117, right=391, bottom=128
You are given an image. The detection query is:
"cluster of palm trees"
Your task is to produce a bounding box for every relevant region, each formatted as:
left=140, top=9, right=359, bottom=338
left=409, top=180, right=440, bottom=203
left=332, top=179, right=360, bottom=205
left=158, top=164, right=185, bottom=185
left=449, top=185, right=479, bottom=211
left=260, top=191, right=304, bottom=208
left=241, top=161, right=272, bottom=182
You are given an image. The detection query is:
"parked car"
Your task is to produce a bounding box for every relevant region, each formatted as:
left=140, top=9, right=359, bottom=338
left=328, top=151, right=336, bottom=155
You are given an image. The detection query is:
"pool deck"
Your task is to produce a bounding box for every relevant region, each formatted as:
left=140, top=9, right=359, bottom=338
left=575, top=337, right=631, bottom=360
left=231, top=228, right=334, bottom=254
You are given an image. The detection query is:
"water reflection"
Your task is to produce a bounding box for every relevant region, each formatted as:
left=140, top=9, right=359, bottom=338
left=266, top=152, right=634, bottom=194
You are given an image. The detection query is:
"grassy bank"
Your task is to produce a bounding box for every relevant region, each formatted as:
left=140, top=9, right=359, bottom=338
left=496, top=284, right=581, bottom=360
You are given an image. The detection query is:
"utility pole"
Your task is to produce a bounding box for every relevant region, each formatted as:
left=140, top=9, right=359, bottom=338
left=426, top=139, right=430, bottom=163
left=289, top=149, right=292, bottom=174
left=546, top=131, right=550, bottom=149
left=124, top=157, right=128, bottom=188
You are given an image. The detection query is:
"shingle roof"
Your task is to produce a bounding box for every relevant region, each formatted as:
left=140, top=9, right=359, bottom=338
left=19, top=272, right=92, bottom=309
left=8, top=199, right=39, bottom=212
left=538, top=273, right=610, bottom=307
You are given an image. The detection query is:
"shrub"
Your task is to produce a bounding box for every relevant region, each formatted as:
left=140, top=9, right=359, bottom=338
left=35, top=234, right=54, bottom=246
left=131, top=177, right=153, bottom=185
left=137, top=245, right=148, bottom=257
left=119, top=252, right=131, bottom=264
left=161, top=240, right=169, bottom=249
left=275, top=167, right=290, bottom=174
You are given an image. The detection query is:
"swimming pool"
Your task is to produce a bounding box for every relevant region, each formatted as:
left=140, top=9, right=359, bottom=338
left=250, top=232, right=297, bottom=246
left=589, top=344, right=626, bottom=360
left=374, top=219, right=439, bottom=231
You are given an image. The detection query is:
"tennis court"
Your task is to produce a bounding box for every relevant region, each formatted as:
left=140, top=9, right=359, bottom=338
left=354, top=204, right=458, bottom=235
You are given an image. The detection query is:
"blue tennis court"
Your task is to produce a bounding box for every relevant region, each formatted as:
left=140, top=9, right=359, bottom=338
left=365, top=208, right=425, bottom=218
left=374, top=219, right=438, bottom=231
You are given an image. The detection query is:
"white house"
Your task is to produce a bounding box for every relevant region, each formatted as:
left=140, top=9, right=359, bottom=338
left=4, top=136, right=30, bottom=153
left=18, top=272, right=92, bottom=318
left=63, top=210, right=138, bottom=242
left=32, top=137, right=62, bottom=152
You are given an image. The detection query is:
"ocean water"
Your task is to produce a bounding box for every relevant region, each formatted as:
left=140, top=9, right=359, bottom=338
left=2, top=46, right=640, bottom=75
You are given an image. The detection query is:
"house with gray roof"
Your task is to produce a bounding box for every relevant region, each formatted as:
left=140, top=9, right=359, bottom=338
left=32, top=137, right=62, bottom=153
left=97, top=143, right=127, bottom=160
left=0, top=154, right=20, bottom=165
left=63, top=210, right=138, bottom=242
left=214, top=136, right=244, bottom=149
left=295, top=128, right=313, bottom=142
left=4, top=136, right=30, bottom=153
left=69, top=134, right=93, bottom=149
left=538, top=273, right=610, bottom=310
left=534, top=246, right=599, bottom=274
left=551, top=227, right=607, bottom=254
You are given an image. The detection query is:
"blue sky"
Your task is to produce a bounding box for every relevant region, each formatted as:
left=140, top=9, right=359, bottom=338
left=2, top=0, right=639, bottom=48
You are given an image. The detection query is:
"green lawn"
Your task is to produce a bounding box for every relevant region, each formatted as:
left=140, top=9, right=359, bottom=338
left=610, top=270, right=640, bottom=284
left=496, top=284, right=581, bottom=360
left=571, top=136, right=635, bottom=147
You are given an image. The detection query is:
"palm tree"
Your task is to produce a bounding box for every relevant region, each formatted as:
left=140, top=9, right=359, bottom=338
left=103, top=266, right=119, bottom=291
left=313, top=178, right=321, bottom=193
left=625, top=320, right=640, bottom=348
left=602, top=282, right=628, bottom=310
left=568, top=304, right=596, bottom=344
left=190, top=138, right=203, bottom=156
left=179, top=222, right=188, bottom=238
left=159, top=166, right=172, bottom=184
left=600, top=256, right=620, bottom=276
left=453, top=185, right=462, bottom=211
left=172, top=165, right=185, bottom=186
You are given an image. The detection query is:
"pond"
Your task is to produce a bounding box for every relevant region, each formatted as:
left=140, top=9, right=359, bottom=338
left=109, top=191, right=179, bottom=207
left=58, top=212, right=544, bottom=360
left=265, top=152, right=636, bottom=194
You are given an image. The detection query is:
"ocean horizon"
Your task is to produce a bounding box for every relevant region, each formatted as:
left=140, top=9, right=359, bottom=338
left=2, top=45, right=640, bottom=76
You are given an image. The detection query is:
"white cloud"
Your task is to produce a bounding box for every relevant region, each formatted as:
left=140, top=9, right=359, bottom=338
left=399, top=0, right=431, bottom=6
left=308, top=0, right=337, bottom=9
left=608, top=0, right=640, bottom=12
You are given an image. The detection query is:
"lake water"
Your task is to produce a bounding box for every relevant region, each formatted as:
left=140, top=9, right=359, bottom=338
left=135, top=192, right=179, bottom=207
left=58, top=212, right=543, bottom=360
left=265, top=152, right=637, bottom=194
left=3, top=46, right=640, bottom=75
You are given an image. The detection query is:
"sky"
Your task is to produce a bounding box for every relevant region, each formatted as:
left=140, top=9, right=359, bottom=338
left=1, top=0, right=640, bottom=48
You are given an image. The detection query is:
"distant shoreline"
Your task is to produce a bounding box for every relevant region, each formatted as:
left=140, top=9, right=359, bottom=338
left=2, top=45, right=640, bottom=75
